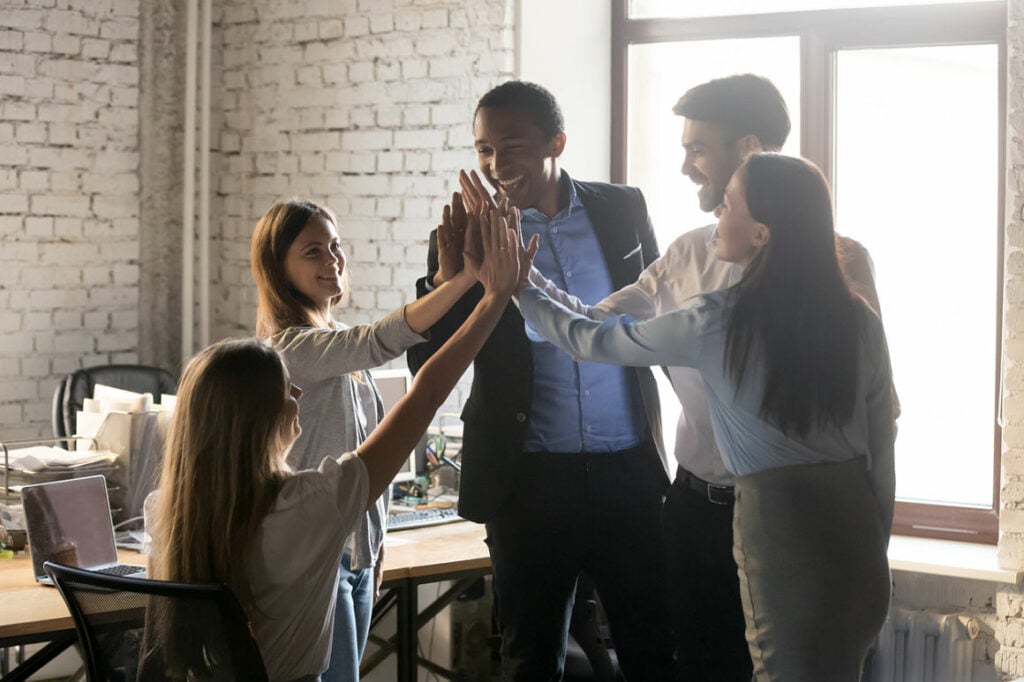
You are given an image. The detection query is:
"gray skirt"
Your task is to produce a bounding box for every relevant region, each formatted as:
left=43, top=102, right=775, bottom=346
left=733, top=457, right=891, bottom=682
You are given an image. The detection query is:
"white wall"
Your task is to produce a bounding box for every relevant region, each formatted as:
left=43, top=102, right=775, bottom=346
left=518, top=0, right=611, bottom=181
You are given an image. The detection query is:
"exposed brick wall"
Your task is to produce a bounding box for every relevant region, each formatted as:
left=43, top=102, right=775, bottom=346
left=0, top=0, right=141, bottom=440
left=210, top=1, right=513, bottom=419
left=999, top=0, right=1024, bottom=677
left=0, top=0, right=514, bottom=439
left=213, top=0, right=514, bottom=354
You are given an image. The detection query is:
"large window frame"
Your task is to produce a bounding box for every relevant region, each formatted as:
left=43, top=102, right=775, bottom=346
left=612, top=0, right=1006, bottom=544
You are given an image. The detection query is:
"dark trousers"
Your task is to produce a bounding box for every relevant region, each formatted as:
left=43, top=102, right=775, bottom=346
left=485, top=444, right=674, bottom=681
left=663, top=468, right=751, bottom=682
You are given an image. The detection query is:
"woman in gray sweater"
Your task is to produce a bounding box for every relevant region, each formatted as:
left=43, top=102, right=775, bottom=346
left=250, top=197, right=475, bottom=680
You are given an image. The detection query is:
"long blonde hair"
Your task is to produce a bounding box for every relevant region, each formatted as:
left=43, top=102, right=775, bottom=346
left=149, top=338, right=290, bottom=607
left=250, top=199, right=345, bottom=337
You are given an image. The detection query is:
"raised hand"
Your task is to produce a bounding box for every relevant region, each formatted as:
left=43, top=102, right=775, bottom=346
left=508, top=207, right=539, bottom=295
left=459, top=169, right=499, bottom=214
left=465, top=207, right=518, bottom=299
left=434, top=192, right=467, bottom=285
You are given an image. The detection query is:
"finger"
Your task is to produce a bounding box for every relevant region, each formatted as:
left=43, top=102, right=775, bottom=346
left=458, top=170, right=474, bottom=202
left=494, top=210, right=508, bottom=254
left=526, top=234, right=540, bottom=261
left=452, top=192, right=466, bottom=228
left=459, top=170, right=486, bottom=210
left=442, top=203, right=452, bottom=231
left=471, top=171, right=497, bottom=208
left=510, top=207, right=524, bottom=248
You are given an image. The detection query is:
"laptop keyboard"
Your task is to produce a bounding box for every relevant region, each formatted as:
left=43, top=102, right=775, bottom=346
left=95, top=564, right=146, bottom=577
left=387, top=507, right=461, bottom=531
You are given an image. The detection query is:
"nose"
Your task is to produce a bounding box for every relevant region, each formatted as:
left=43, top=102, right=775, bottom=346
left=681, top=153, right=693, bottom=177
left=489, top=151, right=507, bottom=178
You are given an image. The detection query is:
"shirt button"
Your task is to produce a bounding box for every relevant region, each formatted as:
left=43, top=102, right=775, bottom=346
left=586, top=425, right=592, bottom=432
left=515, top=412, right=526, bottom=423
left=552, top=227, right=559, bottom=234
left=584, top=390, right=590, bottom=397
left=566, top=271, right=572, bottom=278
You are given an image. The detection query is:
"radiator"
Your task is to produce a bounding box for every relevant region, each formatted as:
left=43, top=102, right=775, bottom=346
left=863, top=607, right=981, bottom=682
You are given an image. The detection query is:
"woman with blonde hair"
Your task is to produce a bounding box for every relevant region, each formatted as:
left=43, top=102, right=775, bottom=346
left=248, top=196, right=474, bottom=679
left=149, top=207, right=519, bottom=681
left=515, top=153, right=896, bottom=681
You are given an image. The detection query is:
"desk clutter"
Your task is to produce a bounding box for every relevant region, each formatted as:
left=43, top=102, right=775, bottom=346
left=1, top=382, right=174, bottom=559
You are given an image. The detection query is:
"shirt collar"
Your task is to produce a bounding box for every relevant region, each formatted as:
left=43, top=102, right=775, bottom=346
left=521, top=171, right=583, bottom=222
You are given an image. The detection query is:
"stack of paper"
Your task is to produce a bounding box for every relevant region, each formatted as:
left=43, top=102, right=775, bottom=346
left=75, top=383, right=176, bottom=444
left=2, top=445, right=118, bottom=488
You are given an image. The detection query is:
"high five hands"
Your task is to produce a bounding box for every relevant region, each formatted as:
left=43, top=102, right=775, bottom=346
left=461, top=202, right=525, bottom=300
left=435, top=171, right=538, bottom=295
left=458, top=170, right=538, bottom=295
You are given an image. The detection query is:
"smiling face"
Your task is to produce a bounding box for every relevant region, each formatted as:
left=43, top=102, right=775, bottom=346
left=473, top=106, right=566, bottom=217
left=681, top=118, right=748, bottom=214
left=713, top=167, right=769, bottom=266
left=283, top=214, right=346, bottom=316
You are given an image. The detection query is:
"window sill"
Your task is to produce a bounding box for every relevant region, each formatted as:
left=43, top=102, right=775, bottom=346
left=889, top=535, right=1022, bottom=585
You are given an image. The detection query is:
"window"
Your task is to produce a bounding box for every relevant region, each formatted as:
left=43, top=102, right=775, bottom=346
left=614, top=0, right=1006, bottom=542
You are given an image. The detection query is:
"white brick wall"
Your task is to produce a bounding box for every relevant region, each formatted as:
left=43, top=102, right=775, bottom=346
left=213, top=0, right=515, bottom=414
left=1000, top=1, right=1024, bottom=677
left=0, top=0, right=140, bottom=441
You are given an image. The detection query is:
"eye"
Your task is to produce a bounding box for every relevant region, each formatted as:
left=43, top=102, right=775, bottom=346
left=477, top=146, right=493, bottom=155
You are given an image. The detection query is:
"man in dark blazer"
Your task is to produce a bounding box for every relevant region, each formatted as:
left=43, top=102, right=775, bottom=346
left=408, top=81, right=674, bottom=681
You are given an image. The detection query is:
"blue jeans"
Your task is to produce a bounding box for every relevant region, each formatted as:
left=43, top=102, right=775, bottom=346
left=322, top=552, right=374, bottom=682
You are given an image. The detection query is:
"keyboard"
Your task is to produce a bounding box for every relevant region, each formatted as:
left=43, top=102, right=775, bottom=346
left=387, top=507, right=462, bottom=531
left=95, top=564, right=146, bottom=577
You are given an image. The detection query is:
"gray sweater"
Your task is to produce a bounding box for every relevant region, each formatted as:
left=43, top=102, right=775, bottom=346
left=271, top=307, right=426, bottom=569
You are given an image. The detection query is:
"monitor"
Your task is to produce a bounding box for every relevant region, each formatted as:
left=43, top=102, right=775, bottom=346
left=370, top=368, right=417, bottom=482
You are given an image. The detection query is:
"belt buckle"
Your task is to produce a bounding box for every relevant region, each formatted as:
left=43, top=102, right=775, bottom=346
left=706, top=483, right=732, bottom=506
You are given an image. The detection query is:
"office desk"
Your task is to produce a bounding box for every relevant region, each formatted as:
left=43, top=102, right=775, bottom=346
left=0, top=524, right=490, bottom=682
left=366, top=521, right=491, bottom=682
left=0, top=549, right=143, bottom=681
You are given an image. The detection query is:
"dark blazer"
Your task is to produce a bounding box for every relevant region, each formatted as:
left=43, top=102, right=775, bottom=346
left=408, top=177, right=667, bottom=522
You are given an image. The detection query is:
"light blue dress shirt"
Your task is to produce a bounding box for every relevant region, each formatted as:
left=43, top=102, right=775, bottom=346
left=518, top=285, right=896, bottom=525
left=519, top=182, right=647, bottom=453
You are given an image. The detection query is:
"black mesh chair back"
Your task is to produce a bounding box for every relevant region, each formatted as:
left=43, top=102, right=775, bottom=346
left=44, top=561, right=269, bottom=682
left=52, top=365, right=178, bottom=439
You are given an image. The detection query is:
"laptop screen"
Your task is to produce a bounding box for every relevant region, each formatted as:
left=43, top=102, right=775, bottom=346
left=23, top=475, right=119, bottom=579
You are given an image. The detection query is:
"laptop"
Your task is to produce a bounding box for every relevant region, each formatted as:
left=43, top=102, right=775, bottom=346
left=22, top=475, right=146, bottom=585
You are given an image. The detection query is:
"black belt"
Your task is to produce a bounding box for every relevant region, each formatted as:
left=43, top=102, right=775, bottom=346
left=678, top=468, right=734, bottom=505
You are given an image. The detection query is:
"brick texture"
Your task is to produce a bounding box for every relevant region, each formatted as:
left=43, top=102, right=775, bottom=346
left=0, top=0, right=140, bottom=440
left=2, top=0, right=514, bottom=438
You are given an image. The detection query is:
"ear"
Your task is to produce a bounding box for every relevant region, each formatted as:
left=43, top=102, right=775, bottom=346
left=736, top=134, right=764, bottom=161
left=549, top=131, right=567, bottom=159
left=751, top=220, right=771, bottom=248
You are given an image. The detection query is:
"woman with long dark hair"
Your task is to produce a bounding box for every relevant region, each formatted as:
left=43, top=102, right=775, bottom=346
left=516, top=153, right=896, bottom=681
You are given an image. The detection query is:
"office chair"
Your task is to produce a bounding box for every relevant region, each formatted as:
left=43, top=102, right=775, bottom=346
left=44, top=561, right=269, bottom=682
left=52, top=365, right=177, bottom=438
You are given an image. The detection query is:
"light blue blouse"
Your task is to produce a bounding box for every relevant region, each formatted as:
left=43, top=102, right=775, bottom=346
left=518, top=285, right=897, bottom=527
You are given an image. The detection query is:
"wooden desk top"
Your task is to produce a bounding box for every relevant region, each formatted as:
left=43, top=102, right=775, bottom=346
left=0, top=522, right=490, bottom=642
left=0, top=549, right=142, bottom=641
left=383, top=520, right=489, bottom=580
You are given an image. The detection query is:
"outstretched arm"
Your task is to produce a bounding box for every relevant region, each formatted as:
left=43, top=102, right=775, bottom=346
left=358, top=209, right=519, bottom=506
left=517, top=284, right=703, bottom=369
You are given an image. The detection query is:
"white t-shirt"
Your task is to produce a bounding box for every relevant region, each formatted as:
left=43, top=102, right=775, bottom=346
left=250, top=453, right=368, bottom=680
left=147, top=453, right=368, bottom=681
